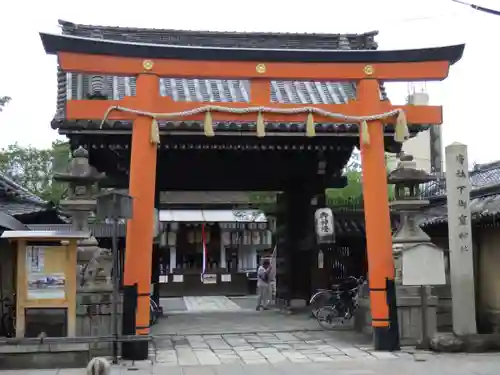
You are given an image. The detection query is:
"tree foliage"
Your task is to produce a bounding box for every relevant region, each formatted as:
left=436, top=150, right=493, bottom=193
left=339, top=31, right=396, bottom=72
left=0, top=141, right=71, bottom=202
left=0, top=96, right=11, bottom=112
left=325, top=170, right=363, bottom=205
left=326, top=153, right=394, bottom=207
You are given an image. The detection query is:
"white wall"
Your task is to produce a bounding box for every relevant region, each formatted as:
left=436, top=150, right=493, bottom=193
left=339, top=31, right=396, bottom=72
left=386, top=129, right=432, bottom=173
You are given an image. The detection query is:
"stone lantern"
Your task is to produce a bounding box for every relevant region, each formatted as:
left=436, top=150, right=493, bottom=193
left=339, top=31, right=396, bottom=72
left=388, top=152, right=445, bottom=285
left=53, top=146, right=110, bottom=288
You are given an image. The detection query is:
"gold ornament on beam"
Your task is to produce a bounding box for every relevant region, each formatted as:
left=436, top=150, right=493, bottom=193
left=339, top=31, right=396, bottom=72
left=256, top=111, right=266, bottom=137
left=360, top=120, right=370, bottom=145
left=143, top=60, right=154, bottom=71
left=306, top=111, right=316, bottom=137
left=204, top=110, right=215, bottom=137
left=394, top=110, right=409, bottom=143
left=150, top=119, right=160, bottom=145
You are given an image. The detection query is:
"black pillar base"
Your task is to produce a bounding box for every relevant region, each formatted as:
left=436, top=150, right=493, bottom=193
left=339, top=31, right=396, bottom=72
left=386, top=278, right=400, bottom=351
left=373, top=326, right=398, bottom=351
left=130, top=340, right=149, bottom=361
left=121, top=283, right=149, bottom=361
left=373, top=278, right=400, bottom=351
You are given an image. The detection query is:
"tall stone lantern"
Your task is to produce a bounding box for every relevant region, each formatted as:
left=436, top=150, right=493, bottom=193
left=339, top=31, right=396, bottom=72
left=53, top=146, right=108, bottom=287
left=388, top=153, right=438, bottom=283
left=388, top=152, right=446, bottom=347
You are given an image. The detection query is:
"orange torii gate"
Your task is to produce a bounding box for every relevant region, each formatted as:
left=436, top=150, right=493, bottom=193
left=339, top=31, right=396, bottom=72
left=40, top=32, right=464, bottom=352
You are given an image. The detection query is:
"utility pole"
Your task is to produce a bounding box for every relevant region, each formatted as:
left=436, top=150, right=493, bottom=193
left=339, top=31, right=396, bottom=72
left=452, top=0, right=500, bottom=16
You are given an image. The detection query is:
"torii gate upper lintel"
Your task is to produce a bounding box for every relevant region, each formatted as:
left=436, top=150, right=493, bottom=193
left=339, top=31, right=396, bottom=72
left=40, top=32, right=464, bottom=353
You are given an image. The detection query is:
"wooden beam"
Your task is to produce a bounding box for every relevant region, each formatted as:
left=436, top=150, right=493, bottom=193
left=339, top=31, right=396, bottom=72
left=65, top=98, right=443, bottom=125
left=59, top=52, right=451, bottom=81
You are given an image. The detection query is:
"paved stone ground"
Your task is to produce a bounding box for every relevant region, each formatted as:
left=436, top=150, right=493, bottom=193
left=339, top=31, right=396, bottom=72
left=5, top=296, right=500, bottom=374
left=149, top=328, right=371, bottom=366
left=3, top=353, right=500, bottom=374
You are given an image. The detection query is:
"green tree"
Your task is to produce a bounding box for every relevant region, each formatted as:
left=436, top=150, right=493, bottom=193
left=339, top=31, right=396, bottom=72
left=0, top=140, right=71, bottom=202
left=326, top=153, right=395, bottom=207
left=325, top=169, right=363, bottom=205
left=0, top=96, right=11, bottom=112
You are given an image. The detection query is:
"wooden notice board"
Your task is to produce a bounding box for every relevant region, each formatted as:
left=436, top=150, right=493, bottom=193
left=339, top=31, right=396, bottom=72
left=15, top=240, right=77, bottom=338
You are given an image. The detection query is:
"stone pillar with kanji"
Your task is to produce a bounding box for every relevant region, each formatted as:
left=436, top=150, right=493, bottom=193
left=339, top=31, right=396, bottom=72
left=445, top=142, right=477, bottom=335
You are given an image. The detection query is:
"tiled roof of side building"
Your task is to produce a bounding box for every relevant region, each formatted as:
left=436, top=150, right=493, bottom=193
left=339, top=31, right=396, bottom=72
left=422, top=160, right=500, bottom=198
left=0, top=173, right=48, bottom=217
left=53, top=20, right=403, bottom=136
left=420, top=161, right=500, bottom=227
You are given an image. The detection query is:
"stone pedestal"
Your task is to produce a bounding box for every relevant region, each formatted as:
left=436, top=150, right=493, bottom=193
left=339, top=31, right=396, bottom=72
left=76, top=287, right=123, bottom=355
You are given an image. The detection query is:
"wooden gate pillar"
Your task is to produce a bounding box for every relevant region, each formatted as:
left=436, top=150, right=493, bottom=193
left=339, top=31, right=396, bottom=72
left=123, top=73, right=159, bottom=353
left=283, top=182, right=315, bottom=303
left=358, top=79, right=400, bottom=351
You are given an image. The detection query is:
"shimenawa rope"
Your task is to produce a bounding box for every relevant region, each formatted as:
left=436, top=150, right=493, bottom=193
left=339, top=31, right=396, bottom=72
left=100, top=105, right=410, bottom=145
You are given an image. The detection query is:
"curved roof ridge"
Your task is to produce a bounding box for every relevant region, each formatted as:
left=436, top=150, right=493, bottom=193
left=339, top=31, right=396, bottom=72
left=58, top=19, right=379, bottom=39
left=0, top=173, right=47, bottom=205
left=472, top=160, right=500, bottom=173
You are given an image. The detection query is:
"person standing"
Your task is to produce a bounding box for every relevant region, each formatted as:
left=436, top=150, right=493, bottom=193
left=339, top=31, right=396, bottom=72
left=256, top=259, right=271, bottom=311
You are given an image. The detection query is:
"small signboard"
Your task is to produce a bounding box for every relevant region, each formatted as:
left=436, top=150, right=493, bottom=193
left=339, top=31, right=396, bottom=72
left=202, top=274, right=217, bottom=284
left=173, top=275, right=184, bottom=283
left=401, top=243, right=446, bottom=286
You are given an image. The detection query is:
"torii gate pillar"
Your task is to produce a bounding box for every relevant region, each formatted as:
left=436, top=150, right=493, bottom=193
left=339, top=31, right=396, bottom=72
left=359, top=79, right=399, bottom=350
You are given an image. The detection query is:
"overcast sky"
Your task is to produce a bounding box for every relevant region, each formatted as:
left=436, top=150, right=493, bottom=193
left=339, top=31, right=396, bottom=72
left=0, top=0, right=498, bottom=163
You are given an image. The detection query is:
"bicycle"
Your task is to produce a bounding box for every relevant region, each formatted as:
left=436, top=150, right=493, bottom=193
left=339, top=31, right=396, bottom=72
left=0, top=294, right=16, bottom=338
left=149, top=296, right=164, bottom=326
left=315, top=285, right=361, bottom=330
left=309, top=276, right=363, bottom=318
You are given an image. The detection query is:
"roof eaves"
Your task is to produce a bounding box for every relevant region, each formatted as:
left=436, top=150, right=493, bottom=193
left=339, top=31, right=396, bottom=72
left=0, top=173, right=47, bottom=205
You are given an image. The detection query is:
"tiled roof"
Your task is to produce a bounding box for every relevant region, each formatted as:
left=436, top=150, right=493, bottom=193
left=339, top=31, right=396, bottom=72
left=53, top=20, right=402, bottom=136
left=421, top=161, right=500, bottom=227
left=0, top=174, right=48, bottom=217
left=422, top=160, right=500, bottom=198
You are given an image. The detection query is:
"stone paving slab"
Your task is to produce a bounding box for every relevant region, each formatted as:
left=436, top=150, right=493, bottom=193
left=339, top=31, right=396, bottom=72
left=152, top=310, right=332, bottom=335
left=161, top=296, right=254, bottom=314
left=160, top=297, right=187, bottom=312
left=183, top=296, right=242, bottom=312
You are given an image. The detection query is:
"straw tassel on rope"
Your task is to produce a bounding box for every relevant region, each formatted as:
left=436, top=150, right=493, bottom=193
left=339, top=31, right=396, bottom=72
left=204, top=110, right=215, bottom=137
left=150, top=119, right=160, bottom=145
left=360, top=120, right=370, bottom=145
left=394, top=110, right=409, bottom=143
left=306, top=111, right=316, bottom=137
left=256, top=111, right=266, bottom=137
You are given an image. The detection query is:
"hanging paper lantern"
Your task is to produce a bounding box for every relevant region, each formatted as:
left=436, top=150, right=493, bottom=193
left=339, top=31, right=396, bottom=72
left=187, top=230, right=195, bottom=244
left=252, top=231, right=261, bottom=245
left=167, top=232, right=177, bottom=246
left=221, top=231, right=230, bottom=246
